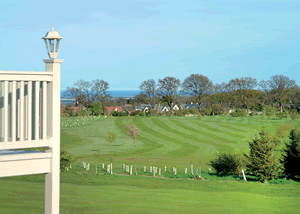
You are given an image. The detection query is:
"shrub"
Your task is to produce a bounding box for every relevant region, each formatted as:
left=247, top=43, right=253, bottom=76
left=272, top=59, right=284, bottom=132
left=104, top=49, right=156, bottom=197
left=139, top=111, right=145, bottom=117
left=130, top=110, right=139, bottom=116
left=60, top=148, right=77, bottom=170
left=197, top=112, right=202, bottom=119
left=208, top=152, right=246, bottom=176
left=276, top=112, right=288, bottom=119
left=89, top=101, right=103, bottom=116
left=290, top=110, right=299, bottom=121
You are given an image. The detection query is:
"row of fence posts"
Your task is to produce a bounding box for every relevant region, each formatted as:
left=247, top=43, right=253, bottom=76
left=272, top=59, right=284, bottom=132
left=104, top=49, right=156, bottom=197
left=80, top=162, right=247, bottom=181
left=81, top=162, right=200, bottom=176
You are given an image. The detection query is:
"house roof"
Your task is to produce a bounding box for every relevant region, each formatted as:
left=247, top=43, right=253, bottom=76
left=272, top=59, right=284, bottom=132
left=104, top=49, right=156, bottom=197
left=107, top=107, right=123, bottom=112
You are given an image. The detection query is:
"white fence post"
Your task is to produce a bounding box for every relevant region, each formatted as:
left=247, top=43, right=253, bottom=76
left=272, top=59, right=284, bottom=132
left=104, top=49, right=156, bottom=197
left=44, top=59, right=64, bottom=214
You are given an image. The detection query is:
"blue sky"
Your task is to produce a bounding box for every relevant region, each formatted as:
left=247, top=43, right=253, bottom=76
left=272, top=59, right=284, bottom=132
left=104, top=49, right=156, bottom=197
left=1, top=0, right=299, bottom=90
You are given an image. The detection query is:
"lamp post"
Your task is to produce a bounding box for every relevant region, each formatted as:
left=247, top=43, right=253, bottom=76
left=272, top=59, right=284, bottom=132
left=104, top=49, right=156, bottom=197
left=42, top=27, right=64, bottom=214
left=42, top=27, right=63, bottom=59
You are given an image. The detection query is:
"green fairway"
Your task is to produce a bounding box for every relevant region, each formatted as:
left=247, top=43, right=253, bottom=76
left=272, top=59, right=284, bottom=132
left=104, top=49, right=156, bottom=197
left=1, top=115, right=299, bottom=213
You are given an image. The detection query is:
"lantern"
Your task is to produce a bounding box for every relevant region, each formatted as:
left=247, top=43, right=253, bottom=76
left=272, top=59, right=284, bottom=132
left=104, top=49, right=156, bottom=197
left=42, top=27, right=63, bottom=59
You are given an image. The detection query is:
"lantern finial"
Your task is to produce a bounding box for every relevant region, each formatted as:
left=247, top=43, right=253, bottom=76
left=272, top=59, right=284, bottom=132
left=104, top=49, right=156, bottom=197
left=51, top=27, right=54, bottom=31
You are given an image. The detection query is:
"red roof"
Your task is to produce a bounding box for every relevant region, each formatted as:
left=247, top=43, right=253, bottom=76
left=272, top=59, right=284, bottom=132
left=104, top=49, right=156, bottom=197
left=106, top=107, right=123, bottom=112
left=71, top=107, right=78, bottom=112
left=60, top=107, right=79, bottom=115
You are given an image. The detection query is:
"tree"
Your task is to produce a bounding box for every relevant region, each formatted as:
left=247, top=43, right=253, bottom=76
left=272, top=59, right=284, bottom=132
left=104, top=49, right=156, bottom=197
left=281, top=128, right=300, bottom=178
left=92, top=148, right=101, bottom=174
left=115, top=97, right=127, bottom=107
left=134, top=93, right=149, bottom=105
left=124, top=124, right=140, bottom=147
left=266, top=75, right=296, bottom=112
left=157, top=77, right=181, bottom=109
left=227, top=77, right=258, bottom=111
left=60, top=148, right=76, bottom=171
left=64, top=79, right=111, bottom=110
left=244, top=128, right=280, bottom=183
left=105, top=131, right=117, bottom=174
left=181, top=74, right=213, bottom=108
left=139, top=79, right=157, bottom=108
left=89, top=101, right=103, bottom=116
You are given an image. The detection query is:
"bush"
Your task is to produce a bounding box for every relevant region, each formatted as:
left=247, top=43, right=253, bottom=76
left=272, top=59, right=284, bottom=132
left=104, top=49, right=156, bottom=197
left=208, top=152, right=246, bottom=176
left=290, top=110, right=299, bottom=120
left=89, top=101, right=103, bottom=116
left=129, top=110, right=139, bottom=116
left=60, top=148, right=77, bottom=170
left=139, top=111, right=145, bottom=116
left=276, top=112, right=288, bottom=119
left=197, top=112, right=202, bottom=119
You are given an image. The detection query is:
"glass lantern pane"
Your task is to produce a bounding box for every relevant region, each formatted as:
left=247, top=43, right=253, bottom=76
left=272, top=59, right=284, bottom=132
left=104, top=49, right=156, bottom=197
left=44, top=40, right=48, bottom=51
left=55, top=39, right=61, bottom=52
left=49, top=39, right=55, bottom=52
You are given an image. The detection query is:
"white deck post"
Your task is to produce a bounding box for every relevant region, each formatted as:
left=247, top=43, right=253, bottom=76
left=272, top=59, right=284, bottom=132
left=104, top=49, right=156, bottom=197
left=44, top=59, right=64, bottom=214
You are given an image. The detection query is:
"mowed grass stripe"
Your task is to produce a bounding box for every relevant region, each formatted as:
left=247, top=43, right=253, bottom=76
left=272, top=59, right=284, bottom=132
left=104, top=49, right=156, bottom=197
left=150, top=118, right=233, bottom=153
left=114, top=117, right=164, bottom=156
left=137, top=117, right=215, bottom=161
left=192, top=120, right=245, bottom=140
left=171, top=119, right=237, bottom=144
left=167, top=119, right=239, bottom=149
left=132, top=117, right=199, bottom=156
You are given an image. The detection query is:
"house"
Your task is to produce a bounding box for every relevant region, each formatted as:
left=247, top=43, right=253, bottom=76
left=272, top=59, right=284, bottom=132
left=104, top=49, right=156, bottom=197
left=173, top=104, right=180, bottom=111
left=106, top=107, right=123, bottom=114
left=60, top=107, right=79, bottom=115
left=184, top=103, right=199, bottom=110
left=134, top=106, right=142, bottom=111
left=156, top=106, right=170, bottom=113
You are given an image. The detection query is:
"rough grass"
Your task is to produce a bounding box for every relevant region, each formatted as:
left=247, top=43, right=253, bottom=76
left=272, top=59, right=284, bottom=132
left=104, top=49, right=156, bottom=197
left=1, top=115, right=299, bottom=213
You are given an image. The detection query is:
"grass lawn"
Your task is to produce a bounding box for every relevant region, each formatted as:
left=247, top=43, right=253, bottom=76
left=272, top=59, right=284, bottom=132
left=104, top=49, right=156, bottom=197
left=1, top=115, right=299, bottom=213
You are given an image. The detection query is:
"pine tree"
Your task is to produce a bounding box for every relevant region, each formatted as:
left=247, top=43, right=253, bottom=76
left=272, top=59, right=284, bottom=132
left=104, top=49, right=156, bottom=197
left=244, top=127, right=280, bottom=183
left=281, top=128, right=300, bottom=178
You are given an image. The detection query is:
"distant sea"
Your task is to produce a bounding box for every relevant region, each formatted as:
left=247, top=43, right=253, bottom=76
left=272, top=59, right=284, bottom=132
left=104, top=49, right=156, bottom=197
left=61, top=90, right=140, bottom=104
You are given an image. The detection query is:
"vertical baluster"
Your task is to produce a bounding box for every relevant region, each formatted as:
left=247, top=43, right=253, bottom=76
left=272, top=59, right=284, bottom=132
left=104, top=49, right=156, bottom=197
left=3, top=81, right=8, bottom=143
left=47, top=81, right=53, bottom=139
left=28, top=81, right=32, bottom=141
left=35, top=81, right=39, bottom=140
left=20, top=81, right=24, bottom=141
left=0, top=81, right=3, bottom=142
left=12, top=81, right=16, bottom=142
left=43, top=81, right=47, bottom=140
left=17, top=82, right=20, bottom=140
left=24, top=82, right=28, bottom=140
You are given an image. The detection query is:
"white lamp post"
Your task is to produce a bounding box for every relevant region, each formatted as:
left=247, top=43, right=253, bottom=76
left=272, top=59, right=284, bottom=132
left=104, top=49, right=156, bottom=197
left=42, top=27, right=63, bottom=59
left=42, top=27, right=64, bottom=214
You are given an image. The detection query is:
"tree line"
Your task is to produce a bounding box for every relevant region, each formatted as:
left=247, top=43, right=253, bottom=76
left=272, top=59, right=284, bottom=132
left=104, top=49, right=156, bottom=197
left=64, top=74, right=299, bottom=114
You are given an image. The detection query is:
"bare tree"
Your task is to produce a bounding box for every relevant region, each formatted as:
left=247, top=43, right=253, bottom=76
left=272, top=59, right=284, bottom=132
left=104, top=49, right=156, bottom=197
left=181, top=74, right=213, bottom=108
left=139, top=79, right=157, bottom=108
left=157, top=77, right=181, bottom=109
left=91, top=79, right=111, bottom=110
left=264, top=75, right=296, bottom=112
left=64, top=79, right=111, bottom=111
left=92, top=148, right=101, bottom=174
left=227, top=77, right=258, bottom=111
